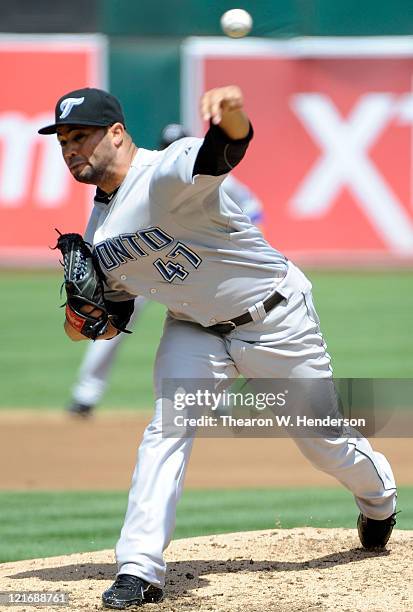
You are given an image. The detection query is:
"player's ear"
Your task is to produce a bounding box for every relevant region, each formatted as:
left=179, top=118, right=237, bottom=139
left=109, top=122, right=125, bottom=147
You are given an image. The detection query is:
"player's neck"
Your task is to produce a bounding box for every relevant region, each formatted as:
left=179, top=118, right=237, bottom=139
left=97, top=142, right=138, bottom=195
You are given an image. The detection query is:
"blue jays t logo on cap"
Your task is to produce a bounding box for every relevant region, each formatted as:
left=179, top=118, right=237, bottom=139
left=59, top=97, right=85, bottom=119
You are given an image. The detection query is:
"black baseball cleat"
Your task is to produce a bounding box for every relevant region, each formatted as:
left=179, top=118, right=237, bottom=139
left=357, top=512, right=397, bottom=550
left=102, top=574, right=163, bottom=609
left=66, top=401, right=94, bottom=417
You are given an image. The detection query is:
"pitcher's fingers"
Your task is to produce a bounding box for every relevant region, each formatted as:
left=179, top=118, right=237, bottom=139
left=210, top=96, right=225, bottom=124
left=200, top=93, right=213, bottom=121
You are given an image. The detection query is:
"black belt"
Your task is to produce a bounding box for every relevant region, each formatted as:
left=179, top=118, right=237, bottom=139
left=207, top=291, right=285, bottom=335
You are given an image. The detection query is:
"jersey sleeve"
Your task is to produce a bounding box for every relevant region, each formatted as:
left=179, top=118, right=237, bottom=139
left=151, top=136, right=204, bottom=186
left=149, top=123, right=253, bottom=210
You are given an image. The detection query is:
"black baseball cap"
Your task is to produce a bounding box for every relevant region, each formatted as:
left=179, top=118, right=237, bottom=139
left=38, top=87, right=125, bottom=135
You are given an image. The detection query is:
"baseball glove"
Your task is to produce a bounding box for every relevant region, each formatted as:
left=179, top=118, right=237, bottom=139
left=54, top=231, right=133, bottom=340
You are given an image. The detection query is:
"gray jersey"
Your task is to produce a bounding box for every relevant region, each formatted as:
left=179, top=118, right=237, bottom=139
left=85, top=137, right=286, bottom=327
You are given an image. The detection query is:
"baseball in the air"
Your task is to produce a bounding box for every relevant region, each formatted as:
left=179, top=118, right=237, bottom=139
left=220, top=9, right=253, bottom=38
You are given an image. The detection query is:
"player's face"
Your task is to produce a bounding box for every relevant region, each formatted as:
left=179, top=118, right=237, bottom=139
left=57, top=125, right=114, bottom=185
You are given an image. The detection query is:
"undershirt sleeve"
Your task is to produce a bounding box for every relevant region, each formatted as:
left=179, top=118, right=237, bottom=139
left=193, top=122, right=254, bottom=177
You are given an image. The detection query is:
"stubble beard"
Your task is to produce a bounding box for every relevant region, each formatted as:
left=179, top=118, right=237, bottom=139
left=72, top=163, right=107, bottom=186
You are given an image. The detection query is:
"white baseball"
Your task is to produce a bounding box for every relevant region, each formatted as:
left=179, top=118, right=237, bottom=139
left=220, top=9, right=253, bottom=38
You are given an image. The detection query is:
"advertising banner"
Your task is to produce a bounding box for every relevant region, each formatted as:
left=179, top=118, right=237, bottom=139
left=0, top=35, right=106, bottom=264
left=182, top=37, right=413, bottom=264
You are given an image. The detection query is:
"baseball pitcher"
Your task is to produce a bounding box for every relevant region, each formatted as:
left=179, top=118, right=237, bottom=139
left=67, top=124, right=264, bottom=416
left=40, top=86, right=397, bottom=610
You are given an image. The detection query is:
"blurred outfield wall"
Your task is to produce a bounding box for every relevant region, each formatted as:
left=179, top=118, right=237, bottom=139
left=105, top=0, right=413, bottom=146
left=1, top=1, right=413, bottom=265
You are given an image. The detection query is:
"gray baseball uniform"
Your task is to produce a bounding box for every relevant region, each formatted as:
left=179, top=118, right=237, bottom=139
left=85, top=139, right=283, bottom=324
left=82, top=134, right=396, bottom=587
left=70, top=175, right=263, bottom=408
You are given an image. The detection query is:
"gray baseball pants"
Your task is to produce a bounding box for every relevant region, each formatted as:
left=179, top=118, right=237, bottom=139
left=115, top=262, right=396, bottom=587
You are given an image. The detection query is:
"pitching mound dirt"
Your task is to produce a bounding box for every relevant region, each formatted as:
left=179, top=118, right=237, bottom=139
left=1, top=528, right=412, bottom=611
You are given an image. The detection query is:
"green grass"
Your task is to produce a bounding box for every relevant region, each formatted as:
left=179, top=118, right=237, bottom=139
left=0, top=487, right=411, bottom=563
left=0, top=269, right=412, bottom=409
left=310, top=270, right=413, bottom=377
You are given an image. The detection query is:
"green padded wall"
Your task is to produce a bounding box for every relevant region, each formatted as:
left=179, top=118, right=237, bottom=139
left=101, top=0, right=413, bottom=37
left=100, top=1, right=299, bottom=37
left=110, top=41, right=181, bottom=149
left=311, top=0, right=413, bottom=35
left=106, top=0, right=413, bottom=148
